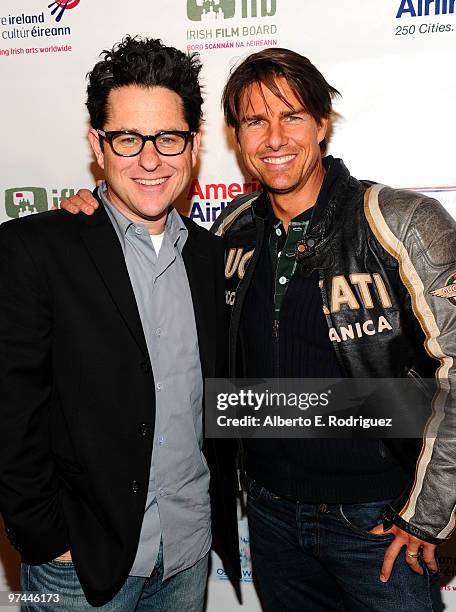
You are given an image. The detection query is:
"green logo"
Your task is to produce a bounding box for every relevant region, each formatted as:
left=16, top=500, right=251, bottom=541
left=430, top=273, right=456, bottom=306
left=5, top=187, right=48, bottom=219
left=443, top=273, right=456, bottom=307
left=187, top=0, right=276, bottom=20
left=187, top=0, right=236, bottom=21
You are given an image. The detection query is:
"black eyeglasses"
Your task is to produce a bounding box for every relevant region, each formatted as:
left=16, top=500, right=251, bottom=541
left=97, top=129, right=194, bottom=157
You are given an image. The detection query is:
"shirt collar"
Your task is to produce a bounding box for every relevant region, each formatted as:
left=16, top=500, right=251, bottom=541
left=165, top=206, right=188, bottom=255
left=252, top=155, right=342, bottom=229
left=97, top=181, right=188, bottom=255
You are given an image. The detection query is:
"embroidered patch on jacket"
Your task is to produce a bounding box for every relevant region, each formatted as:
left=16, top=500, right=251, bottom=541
left=430, top=273, right=456, bottom=306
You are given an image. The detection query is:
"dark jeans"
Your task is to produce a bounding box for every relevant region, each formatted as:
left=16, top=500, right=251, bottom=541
left=247, top=480, right=442, bottom=612
left=20, top=542, right=208, bottom=612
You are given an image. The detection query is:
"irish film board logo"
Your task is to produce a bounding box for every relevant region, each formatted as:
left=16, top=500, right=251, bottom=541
left=187, top=0, right=276, bottom=20
left=5, top=188, right=48, bottom=219
left=48, top=0, right=81, bottom=22
left=187, top=0, right=235, bottom=20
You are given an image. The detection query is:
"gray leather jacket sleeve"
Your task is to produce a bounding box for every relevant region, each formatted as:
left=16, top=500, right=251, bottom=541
left=365, top=184, right=456, bottom=542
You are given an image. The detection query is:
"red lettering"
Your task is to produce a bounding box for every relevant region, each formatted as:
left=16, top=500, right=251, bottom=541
left=186, top=179, right=204, bottom=200
left=228, top=183, right=242, bottom=198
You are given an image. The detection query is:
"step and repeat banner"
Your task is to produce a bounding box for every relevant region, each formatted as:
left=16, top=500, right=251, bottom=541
left=1, top=1, right=456, bottom=610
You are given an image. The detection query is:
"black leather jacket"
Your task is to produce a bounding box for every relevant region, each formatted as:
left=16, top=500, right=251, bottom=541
left=211, top=157, right=456, bottom=544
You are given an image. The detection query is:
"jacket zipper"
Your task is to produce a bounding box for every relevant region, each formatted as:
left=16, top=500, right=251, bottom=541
left=317, top=269, right=349, bottom=377
left=272, top=319, right=280, bottom=377
left=407, top=367, right=433, bottom=400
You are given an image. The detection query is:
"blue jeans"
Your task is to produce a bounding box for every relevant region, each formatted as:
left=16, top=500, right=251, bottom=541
left=20, top=542, right=208, bottom=611
left=247, top=480, right=442, bottom=612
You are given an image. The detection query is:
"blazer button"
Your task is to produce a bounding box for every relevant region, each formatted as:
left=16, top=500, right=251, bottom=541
left=138, top=423, right=149, bottom=437
left=140, top=362, right=151, bottom=374
left=129, top=481, right=141, bottom=494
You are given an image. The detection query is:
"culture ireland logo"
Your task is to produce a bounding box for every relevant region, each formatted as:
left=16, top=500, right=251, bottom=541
left=5, top=188, right=48, bottom=219
left=0, top=1, right=79, bottom=48
left=187, top=0, right=276, bottom=20
left=48, top=0, right=81, bottom=22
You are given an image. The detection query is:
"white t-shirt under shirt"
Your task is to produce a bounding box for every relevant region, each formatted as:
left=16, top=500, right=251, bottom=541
left=149, top=232, right=164, bottom=254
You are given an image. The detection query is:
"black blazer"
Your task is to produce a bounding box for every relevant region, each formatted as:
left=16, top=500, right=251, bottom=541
left=0, top=203, right=239, bottom=606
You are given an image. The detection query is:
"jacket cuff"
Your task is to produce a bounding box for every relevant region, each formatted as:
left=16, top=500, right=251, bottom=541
left=382, top=504, right=445, bottom=545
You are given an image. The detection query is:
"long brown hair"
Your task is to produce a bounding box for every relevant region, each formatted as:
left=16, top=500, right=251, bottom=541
left=222, top=48, right=340, bottom=150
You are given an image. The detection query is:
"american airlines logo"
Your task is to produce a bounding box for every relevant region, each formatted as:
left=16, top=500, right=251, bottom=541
left=396, top=0, right=455, bottom=18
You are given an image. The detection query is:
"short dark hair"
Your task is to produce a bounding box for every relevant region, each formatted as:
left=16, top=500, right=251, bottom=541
left=86, top=36, right=203, bottom=131
left=222, top=47, right=340, bottom=147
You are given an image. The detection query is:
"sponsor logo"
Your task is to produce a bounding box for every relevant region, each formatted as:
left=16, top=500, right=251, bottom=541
left=187, top=0, right=236, bottom=21
left=186, top=0, right=278, bottom=51
left=0, top=2, right=78, bottom=49
left=5, top=187, right=48, bottom=219
left=4, top=187, right=75, bottom=218
left=394, top=1, right=455, bottom=36
left=397, top=0, right=455, bottom=18
left=187, top=0, right=275, bottom=21
left=430, top=273, right=456, bottom=306
left=48, top=0, right=81, bottom=22
left=186, top=178, right=261, bottom=224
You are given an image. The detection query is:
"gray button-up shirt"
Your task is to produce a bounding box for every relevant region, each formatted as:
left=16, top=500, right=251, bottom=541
left=99, top=184, right=211, bottom=580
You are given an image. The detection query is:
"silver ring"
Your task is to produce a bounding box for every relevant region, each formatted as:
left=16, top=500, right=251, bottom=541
left=406, top=551, right=419, bottom=559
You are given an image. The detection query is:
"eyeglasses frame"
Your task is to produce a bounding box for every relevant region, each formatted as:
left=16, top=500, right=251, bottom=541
left=96, top=129, right=195, bottom=157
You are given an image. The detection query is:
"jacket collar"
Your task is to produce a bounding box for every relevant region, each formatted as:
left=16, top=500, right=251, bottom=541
left=77, top=191, right=149, bottom=359
left=249, top=157, right=353, bottom=260
left=78, top=192, right=217, bottom=378
left=251, top=156, right=349, bottom=222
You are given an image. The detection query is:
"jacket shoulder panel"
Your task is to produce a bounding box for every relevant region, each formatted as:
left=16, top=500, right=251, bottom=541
left=365, top=185, right=456, bottom=268
left=210, top=191, right=261, bottom=237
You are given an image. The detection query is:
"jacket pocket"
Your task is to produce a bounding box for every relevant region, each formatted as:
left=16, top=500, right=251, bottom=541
left=338, top=500, right=394, bottom=541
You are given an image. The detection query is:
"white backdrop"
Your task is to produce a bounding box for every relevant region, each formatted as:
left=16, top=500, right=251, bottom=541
left=1, top=1, right=456, bottom=610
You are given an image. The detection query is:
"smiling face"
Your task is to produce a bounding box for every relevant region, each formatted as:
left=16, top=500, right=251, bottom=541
left=236, top=77, right=327, bottom=218
left=89, top=85, right=200, bottom=233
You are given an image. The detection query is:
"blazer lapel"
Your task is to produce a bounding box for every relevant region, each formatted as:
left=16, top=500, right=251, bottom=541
left=182, top=227, right=216, bottom=379
left=78, top=206, right=149, bottom=359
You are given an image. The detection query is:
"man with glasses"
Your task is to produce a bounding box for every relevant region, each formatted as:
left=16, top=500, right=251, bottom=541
left=0, top=36, right=238, bottom=610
